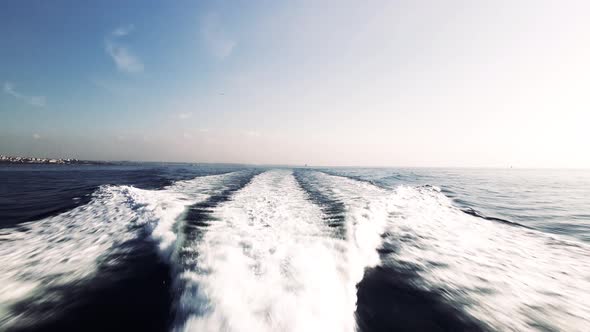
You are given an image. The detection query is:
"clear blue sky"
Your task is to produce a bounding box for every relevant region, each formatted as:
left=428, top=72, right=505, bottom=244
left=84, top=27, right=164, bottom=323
left=1, top=0, right=589, bottom=167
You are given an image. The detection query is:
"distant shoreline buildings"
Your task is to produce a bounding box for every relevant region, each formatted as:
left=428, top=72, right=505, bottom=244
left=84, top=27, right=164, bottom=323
left=0, top=155, right=101, bottom=165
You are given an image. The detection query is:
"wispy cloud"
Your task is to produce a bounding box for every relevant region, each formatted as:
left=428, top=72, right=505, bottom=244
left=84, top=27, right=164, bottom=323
left=3, top=82, right=46, bottom=107
left=201, top=13, right=236, bottom=59
left=105, top=42, right=144, bottom=73
left=177, top=112, right=192, bottom=119
left=112, top=24, right=134, bottom=37
left=33, top=133, right=41, bottom=139
left=105, top=25, right=144, bottom=73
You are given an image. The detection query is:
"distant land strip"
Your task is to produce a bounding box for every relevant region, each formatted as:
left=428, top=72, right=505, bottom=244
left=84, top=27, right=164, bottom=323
left=0, top=155, right=111, bottom=165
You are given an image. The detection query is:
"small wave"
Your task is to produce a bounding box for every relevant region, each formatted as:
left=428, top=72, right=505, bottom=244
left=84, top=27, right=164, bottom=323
left=3, top=169, right=588, bottom=331
left=174, top=170, right=359, bottom=332
left=0, top=171, right=244, bottom=330
left=461, top=207, right=533, bottom=229
left=0, top=185, right=150, bottom=328
left=308, top=172, right=590, bottom=331
left=317, top=170, right=387, bottom=189
left=306, top=171, right=393, bottom=272
left=293, top=170, right=347, bottom=238
left=383, top=184, right=590, bottom=331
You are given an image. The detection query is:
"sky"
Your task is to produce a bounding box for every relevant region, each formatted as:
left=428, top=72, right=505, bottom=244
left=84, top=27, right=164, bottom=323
left=1, top=0, right=589, bottom=168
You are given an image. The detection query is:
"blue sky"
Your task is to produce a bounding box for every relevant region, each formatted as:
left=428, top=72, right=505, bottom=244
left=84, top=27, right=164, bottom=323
left=1, top=1, right=245, bottom=133
left=1, top=0, right=589, bottom=167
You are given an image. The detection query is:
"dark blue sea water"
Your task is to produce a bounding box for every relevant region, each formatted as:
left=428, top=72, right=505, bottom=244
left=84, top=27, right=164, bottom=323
left=0, top=164, right=588, bottom=331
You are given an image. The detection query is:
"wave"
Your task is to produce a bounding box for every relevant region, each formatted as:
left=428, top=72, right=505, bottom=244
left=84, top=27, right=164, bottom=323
left=386, top=185, right=590, bottom=331
left=0, top=171, right=243, bottom=330
left=0, top=185, right=149, bottom=328
left=293, top=170, right=347, bottom=237
left=312, top=172, right=590, bottom=331
left=461, top=206, right=533, bottom=229
left=317, top=169, right=387, bottom=189
left=2, top=168, right=589, bottom=331
left=174, top=170, right=359, bottom=332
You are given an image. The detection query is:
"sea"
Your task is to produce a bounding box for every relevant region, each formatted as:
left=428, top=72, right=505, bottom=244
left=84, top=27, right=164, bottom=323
left=0, top=164, right=588, bottom=331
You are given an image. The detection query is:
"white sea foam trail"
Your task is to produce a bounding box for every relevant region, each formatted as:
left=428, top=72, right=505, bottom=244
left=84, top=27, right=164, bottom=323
left=303, top=171, right=392, bottom=281
left=384, top=185, right=590, bottom=331
left=0, top=172, right=239, bottom=329
left=176, top=170, right=358, bottom=332
left=313, top=172, right=590, bottom=331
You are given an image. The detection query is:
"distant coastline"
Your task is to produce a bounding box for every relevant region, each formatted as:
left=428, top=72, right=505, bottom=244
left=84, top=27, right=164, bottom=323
left=0, top=155, right=109, bottom=165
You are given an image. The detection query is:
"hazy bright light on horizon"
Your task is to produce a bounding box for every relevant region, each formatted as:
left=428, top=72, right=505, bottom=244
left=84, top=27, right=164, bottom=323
left=1, top=0, right=589, bottom=168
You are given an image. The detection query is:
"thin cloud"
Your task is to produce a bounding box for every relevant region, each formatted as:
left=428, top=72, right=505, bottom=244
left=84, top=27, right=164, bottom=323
left=105, top=25, right=144, bottom=73
left=201, top=13, right=236, bottom=59
left=105, top=42, right=144, bottom=73
left=178, top=112, right=192, bottom=119
left=3, top=82, right=46, bottom=107
left=33, top=133, right=41, bottom=139
left=112, top=24, right=134, bottom=37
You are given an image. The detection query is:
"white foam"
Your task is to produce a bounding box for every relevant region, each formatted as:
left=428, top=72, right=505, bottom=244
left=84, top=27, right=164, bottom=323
left=384, top=185, right=590, bottom=331
left=305, top=171, right=392, bottom=282
left=176, top=170, right=358, bottom=332
left=0, top=185, right=149, bottom=327
left=313, top=172, right=590, bottom=331
left=0, top=172, right=239, bottom=328
left=151, top=172, right=240, bottom=256
left=5, top=169, right=588, bottom=331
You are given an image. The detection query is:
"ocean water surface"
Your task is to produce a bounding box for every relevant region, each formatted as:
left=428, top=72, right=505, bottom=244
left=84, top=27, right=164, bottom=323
left=0, top=164, right=588, bottom=331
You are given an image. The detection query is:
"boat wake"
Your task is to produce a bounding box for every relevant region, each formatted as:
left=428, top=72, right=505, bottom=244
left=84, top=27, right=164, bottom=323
left=0, top=171, right=245, bottom=329
left=308, top=171, right=590, bottom=331
left=1, top=169, right=589, bottom=331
